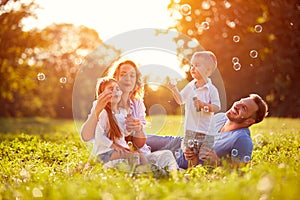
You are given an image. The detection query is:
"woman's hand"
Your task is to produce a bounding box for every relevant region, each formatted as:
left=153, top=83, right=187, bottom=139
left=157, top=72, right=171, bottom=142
left=125, top=115, right=142, bottom=133
left=125, top=115, right=146, bottom=148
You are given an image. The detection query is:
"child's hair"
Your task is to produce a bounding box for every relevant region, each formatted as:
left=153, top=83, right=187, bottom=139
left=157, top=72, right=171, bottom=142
left=96, top=77, right=122, bottom=141
left=106, top=59, right=144, bottom=100
left=191, top=51, right=217, bottom=77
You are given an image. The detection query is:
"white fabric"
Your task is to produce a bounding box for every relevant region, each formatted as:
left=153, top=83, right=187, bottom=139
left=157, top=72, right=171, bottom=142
left=146, top=150, right=178, bottom=171
left=92, top=107, right=151, bottom=156
left=81, top=98, right=147, bottom=142
left=92, top=109, right=129, bottom=156
left=180, top=78, right=220, bottom=135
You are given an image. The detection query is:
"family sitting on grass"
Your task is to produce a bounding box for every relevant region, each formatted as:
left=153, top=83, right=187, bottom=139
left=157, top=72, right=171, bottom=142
left=80, top=51, right=268, bottom=176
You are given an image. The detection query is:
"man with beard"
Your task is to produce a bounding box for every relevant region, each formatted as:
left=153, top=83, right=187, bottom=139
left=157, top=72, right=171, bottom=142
left=146, top=94, right=268, bottom=169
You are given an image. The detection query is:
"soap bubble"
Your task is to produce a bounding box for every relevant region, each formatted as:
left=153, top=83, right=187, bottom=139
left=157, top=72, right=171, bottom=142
left=37, top=73, right=45, bottom=81
left=233, top=63, right=241, bottom=71
left=187, top=139, right=194, bottom=148
left=231, top=148, right=238, bottom=157
left=170, top=79, right=177, bottom=86
left=203, top=106, right=209, bottom=112
left=233, top=35, right=240, bottom=43
left=175, top=149, right=181, bottom=159
left=180, top=4, right=191, bottom=16
left=254, top=25, right=263, bottom=33
left=201, top=21, right=210, bottom=30
left=250, top=50, right=258, bottom=58
left=244, top=155, right=251, bottom=163
left=59, top=77, right=67, bottom=84
left=32, top=187, right=43, bottom=198
left=232, top=57, right=239, bottom=64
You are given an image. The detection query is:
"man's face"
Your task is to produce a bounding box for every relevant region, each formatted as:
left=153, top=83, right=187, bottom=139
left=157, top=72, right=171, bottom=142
left=226, top=97, right=259, bottom=124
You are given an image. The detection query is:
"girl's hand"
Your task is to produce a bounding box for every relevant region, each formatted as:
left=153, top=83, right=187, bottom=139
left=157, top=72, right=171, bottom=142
left=95, top=90, right=112, bottom=117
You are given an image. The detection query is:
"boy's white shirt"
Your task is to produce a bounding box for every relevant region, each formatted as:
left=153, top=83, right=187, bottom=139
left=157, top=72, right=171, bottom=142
left=180, top=78, right=220, bottom=135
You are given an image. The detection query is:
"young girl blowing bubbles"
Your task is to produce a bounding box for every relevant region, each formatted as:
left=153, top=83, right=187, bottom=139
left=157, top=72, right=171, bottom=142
left=91, top=77, right=148, bottom=165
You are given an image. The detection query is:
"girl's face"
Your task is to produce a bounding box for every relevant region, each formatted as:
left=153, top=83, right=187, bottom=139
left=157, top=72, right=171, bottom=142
left=104, top=81, right=122, bottom=104
left=117, top=64, right=137, bottom=94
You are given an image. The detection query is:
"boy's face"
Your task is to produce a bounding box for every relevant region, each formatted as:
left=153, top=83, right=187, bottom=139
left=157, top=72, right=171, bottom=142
left=190, top=56, right=212, bottom=80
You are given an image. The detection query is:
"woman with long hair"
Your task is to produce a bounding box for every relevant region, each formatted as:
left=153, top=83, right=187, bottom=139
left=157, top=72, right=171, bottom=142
left=92, top=77, right=148, bottom=164
left=81, top=60, right=146, bottom=148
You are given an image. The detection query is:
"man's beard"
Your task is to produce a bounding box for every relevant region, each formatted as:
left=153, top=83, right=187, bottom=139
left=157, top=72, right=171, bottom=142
left=226, top=111, right=247, bottom=124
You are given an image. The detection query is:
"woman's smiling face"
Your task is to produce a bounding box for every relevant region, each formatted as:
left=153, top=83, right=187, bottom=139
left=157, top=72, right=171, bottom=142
left=117, top=63, right=137, bottom=94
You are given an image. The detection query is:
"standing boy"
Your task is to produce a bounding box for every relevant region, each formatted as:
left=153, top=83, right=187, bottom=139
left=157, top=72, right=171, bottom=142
left=169, top=51, right=221, bottom=167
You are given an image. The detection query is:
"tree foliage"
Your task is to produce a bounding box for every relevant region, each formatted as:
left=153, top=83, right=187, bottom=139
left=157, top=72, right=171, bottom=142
left=0, top=0, right=45, bottom=117
left=0, top=0, right=105, bottom=118
left=167, top=0, right=300, bottom=117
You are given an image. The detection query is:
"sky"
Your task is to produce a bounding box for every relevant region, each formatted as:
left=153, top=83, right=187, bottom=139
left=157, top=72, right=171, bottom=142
left=24, top=0, right=175, bottom=41
left=23, top=0, right=188, bottom=81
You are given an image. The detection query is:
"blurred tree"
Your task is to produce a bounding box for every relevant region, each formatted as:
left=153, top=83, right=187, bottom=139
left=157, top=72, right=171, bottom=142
left=0, top=0, right=114, bottom=118
left=0, top=0, right=46, bottom=117
left=167, top=0, right=300, bottom=117
left=38, top=23, right=102, bottom=118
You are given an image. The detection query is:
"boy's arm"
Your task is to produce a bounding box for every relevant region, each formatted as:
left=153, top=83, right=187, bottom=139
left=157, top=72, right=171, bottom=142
left=167, top=82, right=183, bottom=105
left=172, top=87, right=183, bottom=105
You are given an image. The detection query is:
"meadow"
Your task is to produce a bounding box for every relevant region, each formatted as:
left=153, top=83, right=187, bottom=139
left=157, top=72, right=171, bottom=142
left=0, top=116, right=299, bottom=200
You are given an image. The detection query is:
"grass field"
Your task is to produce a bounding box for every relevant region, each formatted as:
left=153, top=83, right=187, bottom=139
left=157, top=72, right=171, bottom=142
left=0, top=116, right=299, bottom=199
